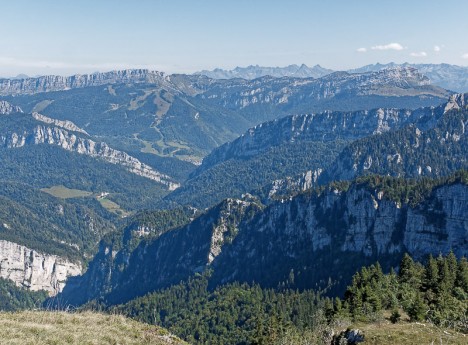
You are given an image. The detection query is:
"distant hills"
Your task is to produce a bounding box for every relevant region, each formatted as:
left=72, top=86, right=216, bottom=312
left=197, top=62, right=468, bottom=92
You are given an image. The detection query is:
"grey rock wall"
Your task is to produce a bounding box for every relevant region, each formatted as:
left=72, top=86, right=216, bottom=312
left=0, top=240, right=82, bottom=295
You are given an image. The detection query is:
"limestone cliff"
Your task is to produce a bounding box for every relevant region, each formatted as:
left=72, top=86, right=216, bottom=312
left=0, top=69, right=167, bottom=95
left=0, top=101, right=23, bottom=115
left=198, top=106, right=425, bottom=174
left=0, top=240, right=81, bottom=295
left=57, top=175, right=468, bottom=305
left=0, top=113, right=179, bottom=190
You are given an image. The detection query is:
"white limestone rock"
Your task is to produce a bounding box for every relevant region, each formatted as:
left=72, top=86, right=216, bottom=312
left=0, top=101, right=23, bottom=115
left=0, top=240, right=82, bottom=295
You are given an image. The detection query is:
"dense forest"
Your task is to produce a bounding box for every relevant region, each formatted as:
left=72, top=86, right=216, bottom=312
left=329, top=253, right=468, bottom=331
left=109, top=253, right=467, bottom=344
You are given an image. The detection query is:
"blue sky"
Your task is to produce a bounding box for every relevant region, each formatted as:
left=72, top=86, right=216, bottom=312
left=1, top=0, right=468, bottom=76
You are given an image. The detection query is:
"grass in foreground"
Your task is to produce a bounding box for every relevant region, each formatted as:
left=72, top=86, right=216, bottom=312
left=346, top=320, right=467, bottom=345
left=0, top=311, right=186, bottom=345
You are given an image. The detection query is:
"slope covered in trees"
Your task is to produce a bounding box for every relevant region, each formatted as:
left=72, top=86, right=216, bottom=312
left=113, top=253, right=467, bottom=344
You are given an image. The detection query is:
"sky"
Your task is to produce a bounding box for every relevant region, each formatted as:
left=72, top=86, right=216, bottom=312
left=1, top=0, right=468, bottom=77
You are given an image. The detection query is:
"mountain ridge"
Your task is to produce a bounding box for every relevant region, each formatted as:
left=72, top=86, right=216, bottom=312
left=0, top=110, right=179, bottom=190
left=196, top=62, right=468, bottom=92
left=57, top=172, right=468, bottom=305
left=195, top=63, right=334, bottom=79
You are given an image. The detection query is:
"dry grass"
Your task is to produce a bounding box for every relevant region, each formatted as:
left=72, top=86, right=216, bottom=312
left=0, top=311, right=187, bottom=345
left=347, top=320, right=467, bottom=345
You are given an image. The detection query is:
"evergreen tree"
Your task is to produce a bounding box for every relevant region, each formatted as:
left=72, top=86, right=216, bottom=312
left=407, top=292, right=427, bottom=322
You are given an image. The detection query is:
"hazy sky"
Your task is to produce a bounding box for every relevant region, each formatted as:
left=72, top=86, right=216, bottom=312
left=1, top=0, right=468, bottom=76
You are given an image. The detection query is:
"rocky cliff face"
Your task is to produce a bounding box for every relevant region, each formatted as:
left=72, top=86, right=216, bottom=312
left=197, top=67, right=449, bottom=115
left=260, top=169, right=323, bottom=202
left=0, top=240, right=81, bottom=295
left=0, top=101, right=23, bottom=114
left=0, top=113, right=179, bottom=190
left=58, top=176, right=468, bottom=305
left=59, top=197, right=262, bottom=305
left=198, top=106, right=425, bottom=173
left=208, top=181, right=468, bottom=290
left=0, top=69, right=167, bottom=95
left=32, top=112, right=89, bottom=135
left=324, top=98, right=468, bottom=182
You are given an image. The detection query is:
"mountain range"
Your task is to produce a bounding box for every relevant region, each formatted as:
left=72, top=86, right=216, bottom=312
left=0, top=67, right=450, bottom=166
left=197, top=63, right=468, bottom=92
left=59, top=171, right=468, bottom=305
left=195, top=64, right=334, bottom=79
left=55, top=91, right=468, bottom=305
left=0, top=66, right=466, bottom=340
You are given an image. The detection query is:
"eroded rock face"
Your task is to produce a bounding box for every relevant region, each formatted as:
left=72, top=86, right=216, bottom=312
left=0, top=101, right=23, bottom=115
left=32, top=112, right=89, bottom=135
left=58, top=180, right=468, bottom=306
left=0, top=240, right=82, bottom=295
left=444, top=93, right=468, bottom=113
left=0, top=116, right=179, bottom=190
left=198, top=106, right=425, bottom=173
left=0, top=69, right=167, bottom=95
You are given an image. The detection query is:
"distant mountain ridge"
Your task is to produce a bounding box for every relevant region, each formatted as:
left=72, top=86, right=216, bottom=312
left=197, top=63, right=468, bottom=92
left=166, top=94, right=467, bottom=208
left=0, top=110, right=179, bottom=190
left=0, top=67, right=449, bottom=164
left=0, top=69, right=167, bottom=95
left=349, top=63, right=468, bottom=92
left=195, top=64, right=334, bottom=79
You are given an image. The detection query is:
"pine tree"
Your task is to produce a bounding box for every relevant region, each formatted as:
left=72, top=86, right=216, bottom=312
left=456, top=257, right=468, bottom=292
left=407, top=292, right=427, bottom=322
left=399, top=253, right=415, bottom=284
left=423, top=254, right=439, bottom=303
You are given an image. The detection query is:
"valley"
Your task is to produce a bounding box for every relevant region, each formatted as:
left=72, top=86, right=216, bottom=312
left=0, top=64, right=466, bottom=344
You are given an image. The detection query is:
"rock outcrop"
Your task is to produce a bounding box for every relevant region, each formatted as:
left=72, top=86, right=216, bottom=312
left=0, top=69, right=167, bottom=95
left=0, top=240, right=81, bottom=295
left=0, top=101, right=23, bottom=115
left=32, top=112, right=89, bottom=135
left=261, top=169, right=323, bottom=202
left=0, top=114, right=179, bottom=190
left=58, top=176, right=468, bottom=305
left=198, top=107, right=423, bottom=173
